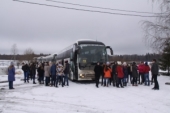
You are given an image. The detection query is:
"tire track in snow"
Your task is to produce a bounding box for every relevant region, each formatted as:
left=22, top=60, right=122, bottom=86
left=2, top=97, right=103, bottom=113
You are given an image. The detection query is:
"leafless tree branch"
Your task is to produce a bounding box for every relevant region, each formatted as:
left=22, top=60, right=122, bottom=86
left=142, top=0, right=170, bottom=52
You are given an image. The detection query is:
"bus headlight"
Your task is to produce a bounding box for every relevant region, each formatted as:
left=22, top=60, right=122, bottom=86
left=79, top=74, right=84, bottom=78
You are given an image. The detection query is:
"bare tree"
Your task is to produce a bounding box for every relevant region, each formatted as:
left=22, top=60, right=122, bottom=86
left=142, top=0, right=170, bottom=52
left=11, top=44, right=18, bottom=62
left=24, top=48, right=35, bottom=62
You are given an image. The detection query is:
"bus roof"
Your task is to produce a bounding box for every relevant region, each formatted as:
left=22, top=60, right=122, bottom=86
left=78, top=40, right=105, bottom=45
left=47, top=39, right=105, bottom=56
left=76, top=39, right=95, bottom=43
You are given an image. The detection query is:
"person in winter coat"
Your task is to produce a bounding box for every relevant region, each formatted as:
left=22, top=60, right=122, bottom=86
left=101, top=63, right=105, bottom=86
left=116, top=62, right=124, bottom=88
left=63, top=60, right=70, bottom=86
left=151, top=59, right=159, bottom=90
left=94, top=62, right=102, bottom=88
left=127, top=63, right=132, bottom=83
left=123, top=62, right=128, bottom=86
left=104, top=62, right=112, bottom=87
left=38, top=64, right=44, bottom=84
left=49, top=62, right=52, bottom=85
left=22, top=63, right=29, bottom=83
left=56, top=64, right=64, bottom=87
left=138, top=61, right=145, bottom=84
left=31, top=63, right=37, bottom=84
left=50, top=63, right=57, bottom=87
left=150, top=63, right=154, bottom=85
left=8, top=62, right=15, bottom=89
left=144, top=62, right=150, bottom=86
left=28, top=63, right=33, bottom=80
left=109, top=63, right=114, bottom=85
left=44, top=62, right=50, bottom=86
left=112, top=62, right=117, bottom=87
left=131, top=62, right=138, bottom=86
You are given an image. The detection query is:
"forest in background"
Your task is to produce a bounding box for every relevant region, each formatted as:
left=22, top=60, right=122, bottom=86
left=0, top=53, right=161, bottom=62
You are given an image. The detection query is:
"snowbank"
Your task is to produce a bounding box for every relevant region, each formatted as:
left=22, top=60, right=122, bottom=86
left=0, top=67, right=7, bottom=75
left=0, top=68, right=23, bottom=82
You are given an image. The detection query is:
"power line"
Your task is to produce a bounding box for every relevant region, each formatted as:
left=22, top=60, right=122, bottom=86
left=46, top=0, right=162, bottom=15
left=13, top=0, right=159, bottom=17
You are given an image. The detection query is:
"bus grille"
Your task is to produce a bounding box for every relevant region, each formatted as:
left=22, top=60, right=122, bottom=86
left=85, top=74, right=94, bottom=77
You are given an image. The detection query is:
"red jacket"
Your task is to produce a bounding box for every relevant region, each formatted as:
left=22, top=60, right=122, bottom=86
left=144, top=65, right=150, bottom=73
left=116, top=65, right=124, bottom=78
left=138, top=64, right=145, bottom=73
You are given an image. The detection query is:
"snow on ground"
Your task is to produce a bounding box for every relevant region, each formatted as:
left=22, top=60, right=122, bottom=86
left=0, top=75, right=170, bottom=113
left=0, top=60, right=170, bottom=113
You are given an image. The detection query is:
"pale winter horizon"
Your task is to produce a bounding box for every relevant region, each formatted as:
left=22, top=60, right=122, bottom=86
left=0, top=0, right=160, bottom=55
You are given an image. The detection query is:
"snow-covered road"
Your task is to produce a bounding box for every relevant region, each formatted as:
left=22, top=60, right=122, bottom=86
left=0, top=76, right=170, bottom=113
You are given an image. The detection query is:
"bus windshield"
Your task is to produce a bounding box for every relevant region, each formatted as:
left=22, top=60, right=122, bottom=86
left=78, top=44, right=107, bottom=70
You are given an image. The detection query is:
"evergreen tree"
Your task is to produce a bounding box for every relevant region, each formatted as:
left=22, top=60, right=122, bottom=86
left=159, top=43, right=170, bottom=76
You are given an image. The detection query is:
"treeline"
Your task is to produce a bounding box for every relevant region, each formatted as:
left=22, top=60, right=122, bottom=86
left=0, top=53, right=161, bottom=62
left=109, top=53, right=161, bottom=62
left=0, top=53, right=48, bottom=61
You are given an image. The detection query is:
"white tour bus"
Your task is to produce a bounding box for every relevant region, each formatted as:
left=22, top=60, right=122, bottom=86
left=45, top=40, right=114, bottom=81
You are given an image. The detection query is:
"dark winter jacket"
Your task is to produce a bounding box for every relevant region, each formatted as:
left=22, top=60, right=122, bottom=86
left=123, top=66, right=128, bottom=77
left=64, top=63, right=70, bottom=74
left=50, top=64, right=56, bottom=76
left=94, top=64, right=102, bottom=77
left=131, top=65, right=138, bottom=78
left=151, top=62, right=159, bottom=75
left=29, top=65, right=32, bottom=75
left=31, top=63, right=36, bottom=75
left=127, top=66, right=131, bottom=75
left=38, top=67, right=44, bottom=77
left=8, top=66, right=15, bottom=81
left=22, top=64, right=29, bottom=72
left=102, top=65, right=105, bottom=75
left=112, top=64, right=117, bottom=75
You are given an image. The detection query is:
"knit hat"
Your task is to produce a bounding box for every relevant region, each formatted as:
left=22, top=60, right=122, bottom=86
left=117, top=61, right=122, bottom=65
left=123, top=62, right=127, bottom=66
left=106, top=62, right=110, bottom=65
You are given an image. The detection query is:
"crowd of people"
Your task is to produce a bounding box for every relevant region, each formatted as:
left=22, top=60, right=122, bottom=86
left=7, top=59, right=159, bottom=90
left=7, top=60, right=70, bottom=89
left=94, top=59, right=159, bottom=90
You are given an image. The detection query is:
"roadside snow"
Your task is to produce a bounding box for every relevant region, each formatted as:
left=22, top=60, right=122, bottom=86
left=0, top=61, right=170, bottom=113
left=0, top=75, right=170, bottom=113
left=0, top=68, right=23, bottom=82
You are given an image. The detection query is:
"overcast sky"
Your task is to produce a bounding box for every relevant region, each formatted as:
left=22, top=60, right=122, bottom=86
left=0, top=0, right=160, bottom=55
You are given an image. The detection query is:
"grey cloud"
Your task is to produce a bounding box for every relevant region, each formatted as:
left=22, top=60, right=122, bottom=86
left=0, top=0, right=159, bottom=55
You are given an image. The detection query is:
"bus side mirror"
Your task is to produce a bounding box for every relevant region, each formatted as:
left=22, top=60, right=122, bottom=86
left=106, top=46, right=113, bottom=55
